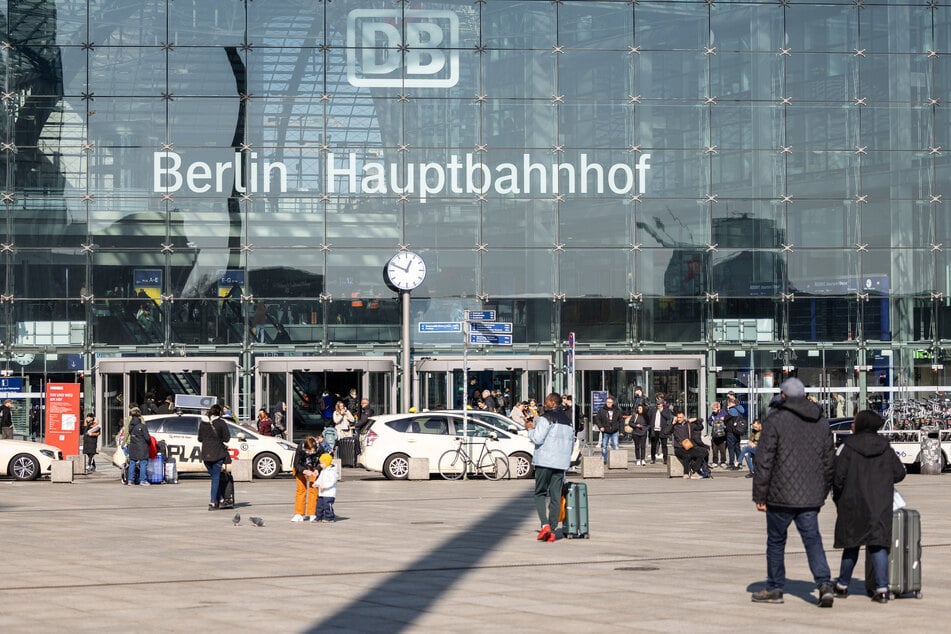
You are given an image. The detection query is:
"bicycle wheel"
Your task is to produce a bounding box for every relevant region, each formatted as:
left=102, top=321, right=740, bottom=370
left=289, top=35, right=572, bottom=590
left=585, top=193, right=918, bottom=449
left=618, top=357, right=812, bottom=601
left=479, top=449, right=510, bottom=480
left=438, top=449, right=467, bottom=480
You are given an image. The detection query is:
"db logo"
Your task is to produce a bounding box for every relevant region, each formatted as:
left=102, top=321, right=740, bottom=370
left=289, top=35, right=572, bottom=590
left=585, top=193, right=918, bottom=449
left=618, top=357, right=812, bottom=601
left=346, top=9, right=459, bottom=88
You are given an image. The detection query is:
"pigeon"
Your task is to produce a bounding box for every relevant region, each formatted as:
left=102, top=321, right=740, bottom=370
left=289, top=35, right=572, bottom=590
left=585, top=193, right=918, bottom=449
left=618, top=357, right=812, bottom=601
left=232, top=512, right=241, bottom=527
left=250, top=516, right=265, bottom=527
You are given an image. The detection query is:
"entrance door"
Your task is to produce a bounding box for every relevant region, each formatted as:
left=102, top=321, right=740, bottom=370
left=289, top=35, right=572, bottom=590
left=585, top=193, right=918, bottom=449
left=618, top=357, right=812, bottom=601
left=95, top=357, right=239, bottom=445
left=413, top=356, right=551, bottom=412
left=255, top=357, right=397, bottom=441
left=575, top=355, right=705, bottom=441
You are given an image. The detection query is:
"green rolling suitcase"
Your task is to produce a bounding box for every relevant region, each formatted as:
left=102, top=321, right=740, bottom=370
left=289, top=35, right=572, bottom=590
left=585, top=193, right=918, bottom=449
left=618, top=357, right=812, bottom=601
left=562, top=481, right=589, bottom=539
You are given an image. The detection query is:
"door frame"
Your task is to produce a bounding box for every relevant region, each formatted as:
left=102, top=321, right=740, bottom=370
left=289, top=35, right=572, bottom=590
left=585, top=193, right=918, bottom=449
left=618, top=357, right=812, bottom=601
left=412, top=355, right=552, bottom=410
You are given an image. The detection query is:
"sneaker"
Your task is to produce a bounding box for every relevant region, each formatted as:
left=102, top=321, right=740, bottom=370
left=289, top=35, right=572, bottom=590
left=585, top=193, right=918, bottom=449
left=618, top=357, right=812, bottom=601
left=304, top=515, right=316, bottom=522
left=818, top=583, right=835, bottom=608
left=682, top=474, right=690, bottom=479
left=834, top=583, right=849, bottom=598
left=291, top=514, right=304, bottom=523
left=543, top=532, right=556, bottom=543
left=536, top=524, right=553, bottom=541
left=690, top=472, right=702, bottom=479
left=745, top=473, right=754, bottom=478
left=710, top=463, right=718, bottom=469
left=139, top=481, right=151, bottom=486
left=126, top=481, right=133, bottom=486
left=650, top=459, right=656, bottom=464
left=751, top=589, right=784, bottom=604
left=871, top=591, right=888, bottom=604
left=719, top=462, right=726, bottom=469
left=314, top=518, right=324, bottom=523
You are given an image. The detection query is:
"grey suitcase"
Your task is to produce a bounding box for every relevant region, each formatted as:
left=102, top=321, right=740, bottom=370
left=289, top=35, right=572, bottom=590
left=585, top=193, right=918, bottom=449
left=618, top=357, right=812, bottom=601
left=562, top=481, right=589, bottom=539
left=865, top=508, right=922, bottom=599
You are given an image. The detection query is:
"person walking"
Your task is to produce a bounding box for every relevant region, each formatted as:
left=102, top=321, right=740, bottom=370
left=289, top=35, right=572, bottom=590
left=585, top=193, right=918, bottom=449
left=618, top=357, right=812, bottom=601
left=82, top=413, right=101, bottom=473
left=831, top=410, right=906, bottom=603
left=126, top=407, right=151, bottom=486
left=630, top=403, right=649, bottom=466
left=1, top=399, right=13, bottom=439
left=595, top=395, right=621, bottom=464
left=751, top=378, right=836, bottom=607
left=198, top=404, right=231, bottom=510
left=526, top=393, right=575, bottom=542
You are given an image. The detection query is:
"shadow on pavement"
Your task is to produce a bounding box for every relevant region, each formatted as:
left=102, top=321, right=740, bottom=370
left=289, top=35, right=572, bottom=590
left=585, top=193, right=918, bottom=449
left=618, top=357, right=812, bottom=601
left=305, top=493, right=530, bottom=632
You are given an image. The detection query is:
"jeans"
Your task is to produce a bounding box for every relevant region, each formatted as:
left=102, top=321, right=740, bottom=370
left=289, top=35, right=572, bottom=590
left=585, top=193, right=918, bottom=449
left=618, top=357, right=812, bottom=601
left=632, top=435, right=647, bottom=460
left=600, top=431, right=619, bottom=462
left=127, top=458, right=148, bottom=484
left=765, top=506, right=832, bottom=591
left=649, top=435, right=668, bottom=462
left=727, top=433, right=741, bottom=466
left=533, top=466, right=565, bottom=528
left=711, top=438, right=727, bottom=464
left=838, top=546, right=888, bottom=593
left=737, top=446, right=756, bottom=473
left=317, top=496, right=336, bottom=520
left=204, top=459, right=225, bottom=504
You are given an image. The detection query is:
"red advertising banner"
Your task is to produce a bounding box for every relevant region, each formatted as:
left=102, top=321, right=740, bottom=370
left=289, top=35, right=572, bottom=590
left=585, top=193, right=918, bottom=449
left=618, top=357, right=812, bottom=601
left=46, top=383, right=81, bottom=457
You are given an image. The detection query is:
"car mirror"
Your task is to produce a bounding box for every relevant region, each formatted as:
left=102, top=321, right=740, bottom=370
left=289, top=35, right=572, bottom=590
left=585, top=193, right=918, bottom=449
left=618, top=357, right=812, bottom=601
left=508, top=426, right=517, bottom=433
left=237, top=432, right=246, bottom=441
left=488, top=432, right=498, bottom=440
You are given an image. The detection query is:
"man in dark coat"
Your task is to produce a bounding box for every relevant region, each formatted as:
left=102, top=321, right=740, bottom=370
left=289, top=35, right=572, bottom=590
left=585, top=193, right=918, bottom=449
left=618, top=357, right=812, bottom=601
left=751, top=378, right=836, bottom=607
left=126, top=407, right=152, bottom=486
left=595, top=395, right=621, bottom=464
left=647, top=393, right=673, bottom=464
left=831, top=410, right=906, bottom=602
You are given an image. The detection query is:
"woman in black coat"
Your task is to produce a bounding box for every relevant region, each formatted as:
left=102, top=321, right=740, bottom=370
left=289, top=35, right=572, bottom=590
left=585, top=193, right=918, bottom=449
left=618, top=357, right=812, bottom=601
left=831, top=410, right=906, bottom=602
left=198, top=403, right=231, bottom=510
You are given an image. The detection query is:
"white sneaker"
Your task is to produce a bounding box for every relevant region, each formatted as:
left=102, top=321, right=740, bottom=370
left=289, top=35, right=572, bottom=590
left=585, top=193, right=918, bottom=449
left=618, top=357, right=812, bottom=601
left=640, top=460, right=646, bottom=466
left=291, top=514, right=304, bottom=522
left=682, top=474, right=690, bottom=479
left=304, top=515, right=316, bottom=522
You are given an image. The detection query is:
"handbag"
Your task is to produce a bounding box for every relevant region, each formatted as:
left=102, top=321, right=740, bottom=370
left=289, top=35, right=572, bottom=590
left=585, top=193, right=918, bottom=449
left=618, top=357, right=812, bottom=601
left=681, top=437, right=695, bottom=451
left=112, top=445, right=128, bottom=468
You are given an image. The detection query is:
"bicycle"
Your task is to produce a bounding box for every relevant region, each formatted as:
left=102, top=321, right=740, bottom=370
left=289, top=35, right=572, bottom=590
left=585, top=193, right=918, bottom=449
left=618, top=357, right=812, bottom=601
left=438, top=433, right=510, bottom=480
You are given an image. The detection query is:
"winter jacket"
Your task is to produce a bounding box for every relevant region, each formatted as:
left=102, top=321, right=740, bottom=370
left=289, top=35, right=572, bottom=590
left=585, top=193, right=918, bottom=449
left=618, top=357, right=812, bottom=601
left=198, top=417, right=231, bottom=462
left=832, top=432, right=906, bottom=549
left=631, top=413, right=649, bottom=437
left=127, top=417, right=151, bottom=461
left=752, top=397, right=834, bottom=508
left=316, top=464, right=338, bottom=498
left=672, top=419, right=705, bottom=449
left=595, top=405, right=621, bottom=435
left=528, top=408, right=575, bottom=470
left=646, top=405, right=673, bottom=438
left=293, top=443, right=321, bottom=474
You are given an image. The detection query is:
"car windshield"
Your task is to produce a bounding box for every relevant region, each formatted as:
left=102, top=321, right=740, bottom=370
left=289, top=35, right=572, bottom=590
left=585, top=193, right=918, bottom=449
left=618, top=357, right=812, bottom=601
left=228, top=422, right=257, bottom=439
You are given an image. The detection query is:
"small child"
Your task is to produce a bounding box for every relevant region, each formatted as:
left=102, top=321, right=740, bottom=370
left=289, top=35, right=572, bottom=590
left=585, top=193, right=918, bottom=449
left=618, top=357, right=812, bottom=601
left=314, top=453, right=338, bottom=522
left=831, top=410, right=907, bottom=603
left=291, top=437, right=320, bottom=522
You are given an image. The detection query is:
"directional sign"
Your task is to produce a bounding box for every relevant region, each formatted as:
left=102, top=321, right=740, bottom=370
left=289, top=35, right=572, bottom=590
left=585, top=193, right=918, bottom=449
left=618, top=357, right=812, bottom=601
left=468, top=321, right=513, bottom=334
left=469, top=333, right=512, bottom=345
left=419, top=322, right=462, bottom=333
left=465, top=310, right=497, bottom=321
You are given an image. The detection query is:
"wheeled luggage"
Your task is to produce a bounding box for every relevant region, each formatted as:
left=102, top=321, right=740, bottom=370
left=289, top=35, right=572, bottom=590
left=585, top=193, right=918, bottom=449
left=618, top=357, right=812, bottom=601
left=219, top=471, right=235, bottom=509
left=562, top=481, right=589, bottom=539
left=337, top=436, right=358, bottom=468
left=164, top=458, right=178, bottom=484
left=146, top=454, right=165, bottom=484
left=865, top=508, right=922, bottom=599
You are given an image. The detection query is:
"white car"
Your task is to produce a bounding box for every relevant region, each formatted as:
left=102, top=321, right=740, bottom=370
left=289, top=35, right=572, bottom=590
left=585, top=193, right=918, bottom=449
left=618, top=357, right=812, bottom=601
left=0, top=439, right=63, bottom=480
left=359, top=412, right=536, bottom=480
left=141, top=413, right=297, bottom=478
left=432, top=410, right=528, bottom=435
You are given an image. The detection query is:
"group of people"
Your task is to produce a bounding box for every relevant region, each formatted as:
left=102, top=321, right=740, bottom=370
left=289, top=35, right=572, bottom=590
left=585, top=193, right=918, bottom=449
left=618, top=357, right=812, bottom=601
left=596, top=389, right=680, bottom=466
left=289, top=432, right=339, bottom=522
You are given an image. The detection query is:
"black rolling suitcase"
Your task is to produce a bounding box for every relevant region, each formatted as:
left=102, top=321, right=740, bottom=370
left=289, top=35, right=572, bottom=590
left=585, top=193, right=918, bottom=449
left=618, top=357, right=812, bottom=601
left=218, top=471, right=235, bottom=509
left=338, top=436, right=358, bottom=468
left=865, top=508, right=922, bottom=599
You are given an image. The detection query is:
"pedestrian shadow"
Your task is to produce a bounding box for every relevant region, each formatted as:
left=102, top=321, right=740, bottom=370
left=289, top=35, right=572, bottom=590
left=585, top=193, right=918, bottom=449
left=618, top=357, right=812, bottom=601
left=745, top=579, right=824, bottom=604
left=305, top=494, right=529, bottom=632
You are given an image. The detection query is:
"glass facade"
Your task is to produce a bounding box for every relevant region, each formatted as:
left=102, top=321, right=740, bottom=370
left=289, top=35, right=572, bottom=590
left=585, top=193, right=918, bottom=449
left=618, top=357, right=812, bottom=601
left=3, top=0, right=951, bottom=420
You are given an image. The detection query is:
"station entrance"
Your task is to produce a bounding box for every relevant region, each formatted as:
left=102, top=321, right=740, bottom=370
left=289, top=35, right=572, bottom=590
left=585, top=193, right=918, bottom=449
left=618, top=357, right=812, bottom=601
left=413, top=356, right=551, bottom=411
left=95, top=357, right=239, bottom=445
left=254, top=356, right=397, bottom=441
left=574, top=355, right=706, bottom=437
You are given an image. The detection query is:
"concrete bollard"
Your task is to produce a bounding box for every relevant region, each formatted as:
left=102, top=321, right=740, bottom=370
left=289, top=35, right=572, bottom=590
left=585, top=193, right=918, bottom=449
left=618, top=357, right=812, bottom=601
left=67, top=454, right=85, bottom=475
left=608, top=449, right=629, bottom=469
left=51, top=460, right=74, bottom=483
left=333, top=458, right=343, bottom=481
left=667, top=456, right=684, bottom=478
left=407, top=457, right=429, bottom=480
left=231, top=459, right=253, bottom=482
left=581, top=455, right=604, bottom=478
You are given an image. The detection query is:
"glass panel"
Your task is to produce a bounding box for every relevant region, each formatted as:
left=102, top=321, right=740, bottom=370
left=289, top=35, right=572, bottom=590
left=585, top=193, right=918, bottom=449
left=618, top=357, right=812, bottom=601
left=485, top=100, right=556, bottom=148
left=482, top=51, right=556, bottom=99
left=167, top=0, right=245, bottom=46
left=89, top=47, right=166, bottom=97
left=90, top=1, right=166, bottom=46
left=559, top=249, right=628, bottom=298
left=710, top=4, right=783, bottom=52
left=635, top=3, right=708, bottom=50
left=785, top=5, right=857, bottom=53
left=710, top=53, right=783, bottom=101
left=560, top=52, right=632, bottom=100
left=483, top=250, right=554, bottom=297
left=787, top=200, right=858, bottom=249
left=560, top=1, right=633, bottom=50
left=711, top=249, right=785, bottom=297
left=482, top=1, right=557, bottom=49
left=635, top=52, right=706, bottom=100
left=405, top=199, right=479, bottom=248
left=635, top=200, right=708, bottom=249
left=639, top=250, right=708, bottom=297
left=560, top=199, right=630, bottom=248
left=248, top=1, right=324, bottom=44
left=638, top=298, right=704, bottom=342
left=712, top=201, right=784, bottom=249
left=785, top=53, right=858, bottom=101
left=561, top=298, right=629, bottom=343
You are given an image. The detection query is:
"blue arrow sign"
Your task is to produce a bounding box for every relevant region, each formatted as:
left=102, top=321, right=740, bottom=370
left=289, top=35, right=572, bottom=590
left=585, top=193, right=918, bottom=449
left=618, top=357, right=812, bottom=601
left=468, top=321, right=513, bottom=334
left=469, top=333, right=513, bottom=345
left=419, top=322, right=462, bottom=333
left=465, top=310, right=497, bottom=321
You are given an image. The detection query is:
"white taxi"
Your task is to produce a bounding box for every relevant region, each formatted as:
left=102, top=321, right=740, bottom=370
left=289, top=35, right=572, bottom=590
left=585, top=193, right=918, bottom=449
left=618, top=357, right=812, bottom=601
left=0, top=439, right=63, bottom=480
left=358, top=412, right=536, bottom=480
left=142, top=413, right=297, bottom=478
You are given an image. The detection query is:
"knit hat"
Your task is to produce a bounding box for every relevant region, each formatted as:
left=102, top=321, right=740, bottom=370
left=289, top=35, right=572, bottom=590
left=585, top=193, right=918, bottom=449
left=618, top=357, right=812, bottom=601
left=319, top=453, right=333, bottom=467
left=853, top=409, right=884, bottom=434
left=779, top=377, right=806, bottom=398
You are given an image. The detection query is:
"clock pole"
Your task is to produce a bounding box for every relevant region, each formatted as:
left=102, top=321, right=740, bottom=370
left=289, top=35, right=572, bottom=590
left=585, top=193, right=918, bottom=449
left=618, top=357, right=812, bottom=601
left=401, top=289, right=411, bottom=413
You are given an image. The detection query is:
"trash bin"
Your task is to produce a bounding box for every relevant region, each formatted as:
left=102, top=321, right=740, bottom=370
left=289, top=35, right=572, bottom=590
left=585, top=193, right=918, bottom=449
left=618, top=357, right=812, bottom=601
left=920, top=427, right=943, bottom=475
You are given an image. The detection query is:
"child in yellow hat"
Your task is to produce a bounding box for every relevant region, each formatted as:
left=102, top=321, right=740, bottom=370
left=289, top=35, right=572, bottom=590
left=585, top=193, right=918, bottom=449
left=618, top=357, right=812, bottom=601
left=313, top=452, right=338, bottom=522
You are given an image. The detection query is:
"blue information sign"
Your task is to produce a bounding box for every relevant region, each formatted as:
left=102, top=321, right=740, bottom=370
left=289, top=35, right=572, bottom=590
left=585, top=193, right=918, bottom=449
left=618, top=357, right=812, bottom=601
left=465, top=310, right=497, bottom=321
left=419, top=322, right=462, bottom=333
left=468, top=333, right=512, bottom=345
left=0, top=377, right=23, bottom=391
left=591, top=390, right=608, bottom=419
left=468, top=322, right=513, bottom=334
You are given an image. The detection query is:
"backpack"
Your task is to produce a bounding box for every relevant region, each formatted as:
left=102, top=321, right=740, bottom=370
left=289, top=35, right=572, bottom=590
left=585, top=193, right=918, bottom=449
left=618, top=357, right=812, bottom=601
left=732, top=417, right=748, bottom=435
left=711, top=418, right=726, bottom=439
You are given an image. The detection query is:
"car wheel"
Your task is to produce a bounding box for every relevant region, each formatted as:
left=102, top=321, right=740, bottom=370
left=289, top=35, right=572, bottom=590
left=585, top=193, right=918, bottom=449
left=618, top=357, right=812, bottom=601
left=383, top=453, right=410, bottom=480
left=252, top=453, right=280, bottom=479
left=10, top=453, right=40, bottom=481
left=510, top=452, right=533, bottom=479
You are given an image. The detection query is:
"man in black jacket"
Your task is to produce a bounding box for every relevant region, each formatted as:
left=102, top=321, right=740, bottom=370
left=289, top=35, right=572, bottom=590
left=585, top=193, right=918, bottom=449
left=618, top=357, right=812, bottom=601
left=751, top=378, right=835, bottom=607
left=1, top=399, right=13, bottom=439
left=595, top=395, right=621, bottom=464
left=647, top=393, right=673, bottom=464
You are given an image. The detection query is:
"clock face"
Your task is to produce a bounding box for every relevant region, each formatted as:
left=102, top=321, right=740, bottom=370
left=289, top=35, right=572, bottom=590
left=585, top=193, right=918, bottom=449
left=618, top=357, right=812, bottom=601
left=386, top=252, right=427, bottom=291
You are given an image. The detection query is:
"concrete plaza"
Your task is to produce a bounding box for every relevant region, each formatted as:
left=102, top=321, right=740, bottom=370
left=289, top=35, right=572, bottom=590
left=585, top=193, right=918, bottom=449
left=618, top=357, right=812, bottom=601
left=0, top=462, right=948, bottom=632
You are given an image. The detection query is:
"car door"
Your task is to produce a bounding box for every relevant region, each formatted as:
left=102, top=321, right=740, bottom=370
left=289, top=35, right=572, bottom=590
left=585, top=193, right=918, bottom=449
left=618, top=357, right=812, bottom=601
left=398, top=415, right=453, bottom=463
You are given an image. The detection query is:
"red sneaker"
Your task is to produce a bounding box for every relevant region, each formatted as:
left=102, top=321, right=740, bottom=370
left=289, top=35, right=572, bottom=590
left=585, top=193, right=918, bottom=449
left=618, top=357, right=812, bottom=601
left=536, top=524, right=552, bottom=541
left=544, top=532, right=556, bottom=543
